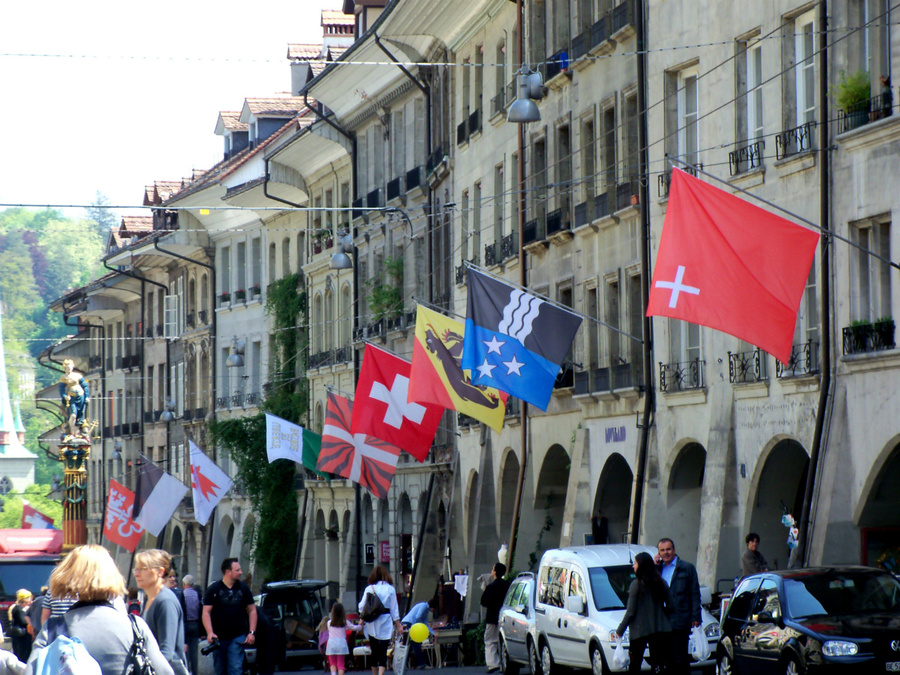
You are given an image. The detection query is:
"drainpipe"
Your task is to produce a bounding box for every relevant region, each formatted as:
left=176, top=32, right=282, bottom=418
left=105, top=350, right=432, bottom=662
left=796, top=0, right=832, bottom=567
left=630, top=0, right=654, bottom=544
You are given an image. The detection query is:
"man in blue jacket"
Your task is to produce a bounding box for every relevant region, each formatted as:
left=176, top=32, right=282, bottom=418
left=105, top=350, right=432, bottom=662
left=656, top=538, right=701, bottom=675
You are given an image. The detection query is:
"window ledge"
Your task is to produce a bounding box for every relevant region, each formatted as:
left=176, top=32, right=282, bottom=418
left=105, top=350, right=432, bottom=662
left=839, top=347, right=900, bottom=373
left=661, top=388, right=707, bottom=406
left=732, top=381, right=769, bottom=400
left=728, top=166, right=766, bottom=189
left=836, top=113, right=900, bottom=151
left=774, top=149, right=816, bottom=178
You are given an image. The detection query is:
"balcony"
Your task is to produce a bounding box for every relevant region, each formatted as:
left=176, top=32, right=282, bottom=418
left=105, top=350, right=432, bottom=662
left=590, top=16, right=610, bottom=50
left=186, top=312, right=195, bottom=329
left=842, top=319, right=896, bottom=355
left=143, top=411, right=155, bottom=424
left=246, top=392, right=260, bottom=406
left=836, top=89, right=894, bottom=134
left=776, top=341, right=819, bottom=378
left=572, top=32, right=588, bottom=61
left=545, top=49, right=570, bottom=83
left=728, top=348, right=767, bottom=384
left=523, top=216, right=546, bottom=247
left=352, top=197, right=365, bottom=221
left=156, top=324, right=165, bottom=337
left=658, top=164, right=703, bottom=199
left=594, top=191, right=610, bottom=220
left=366, top=187, right=384, bottom=209
left=215, top=396, right=228, bottom=409
left=573, top=200, right=590, bottom=229
left=659, top=358, right=705, bottom=393
left=219, top=293, right=231, bottom=307
left=485, top=242, right=499, bottom=267
left=546, top=197, right=572, bottom=239
left=183, top=409, right=194, bottom=422
left=501, top=232, right=518, bottom=260
left=198, top=310, right=208, bottom=325
left=334, top=346, right=351, bottom=364
left=491, top=90, right=506, bottom=118
left=456, top=263, right=467, bottom=286
left=88, top=355, right=102, bottom=370
left=776, top=121, right=816, bottom=160
left=610, top=0, right=636, bottom=38
left=386, top=176, right=404, bottom=202
left=728, top=140, right=765, bottom=176
left=122, top=354, right=141, bottom=369
left=554, top=362, right=575, bottom=389
left=231, top=393, right=244, bottom=408
left=468, top=108, right=481, bottom=137
left=406, top=165, right=425, bottom=193
left=426, top=146, right=445, bottom=175
left=615, top=178, right=637, bottom=211
left=457, top=118, right=469, bottom=146
left=194, top=407, right=207, bottom=420
left=505, top=397, right=521, bottom=418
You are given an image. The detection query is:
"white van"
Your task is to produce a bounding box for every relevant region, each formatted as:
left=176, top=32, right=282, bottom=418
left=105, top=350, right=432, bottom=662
left=533, top=545, right=718, bottom=674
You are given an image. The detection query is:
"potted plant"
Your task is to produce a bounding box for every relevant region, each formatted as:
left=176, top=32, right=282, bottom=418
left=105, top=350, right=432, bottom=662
left=848, top=318, right=873, bottom=353
left=831, top=70, right=871, bottom=130
left=234, top=288, right=246, bottom=301
left=873, top=316, right=895, bottom=350
left=251, top=283, right=261, bottom=297
left=220, top=291, right=231, bottom=304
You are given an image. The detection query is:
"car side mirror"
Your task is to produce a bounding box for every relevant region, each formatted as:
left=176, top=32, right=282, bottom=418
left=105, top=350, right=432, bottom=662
left=565, top=596, right=585, bottom=615
left=756, top=611, right=775, bottom=623
left=514, top=603, right=526, bottom=614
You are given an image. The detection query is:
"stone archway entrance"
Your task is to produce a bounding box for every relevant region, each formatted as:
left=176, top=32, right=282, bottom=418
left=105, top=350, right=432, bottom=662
left=667, top=443, right=706, bottom=563
left=858, top=441, right=900, bottom=569
left=749, top=440, right=809, bottom=570
left=594, top=454, right=633, bottom=545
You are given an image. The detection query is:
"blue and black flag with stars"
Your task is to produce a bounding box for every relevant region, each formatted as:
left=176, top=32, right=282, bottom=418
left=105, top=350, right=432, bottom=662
left=461, top=268, right=583, bottom=410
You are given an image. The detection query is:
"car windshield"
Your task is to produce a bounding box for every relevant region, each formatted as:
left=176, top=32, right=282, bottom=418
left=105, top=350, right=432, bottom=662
left=784, top=571, right=900, bottom=619
left=587, top=565, right=634, bottom=611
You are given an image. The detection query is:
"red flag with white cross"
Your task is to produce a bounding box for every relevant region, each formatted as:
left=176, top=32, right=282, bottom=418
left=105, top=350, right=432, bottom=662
left=351, top=344, right=443, bottom=462
left=647, top=168, right=819, bottom=363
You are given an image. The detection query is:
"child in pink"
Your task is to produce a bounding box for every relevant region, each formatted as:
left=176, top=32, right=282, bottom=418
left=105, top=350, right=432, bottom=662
left=325, top=602, right=364, bottom=675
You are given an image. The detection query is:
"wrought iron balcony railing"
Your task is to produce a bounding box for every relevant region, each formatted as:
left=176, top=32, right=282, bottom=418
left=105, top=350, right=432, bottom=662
left=659, top=358, right=705, bottom=393
left=590, top=16, right=609, bottom=48
left=842, top=320, right=896, bottom=355
left=501, top=232, right=518, bottom=260
left=775, top=121, right=816, bottom=160
left=837, top=89, right=894, bottom=134
left=658, top=164, right=703, bottom=198
left=728, top=140, right=765, bottom=176
left=728, top=348, right=767, bottom=384
left=485, top=242, right=499, bottom=267
left=776, top=341, right=819, bottom=378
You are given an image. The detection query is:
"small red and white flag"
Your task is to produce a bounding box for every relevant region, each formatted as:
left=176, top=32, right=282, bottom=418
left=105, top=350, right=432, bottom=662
left=103, top=480, right=145, bottom=551
left=21, top=504, right=54, bottom=529
left=351, top=344, right=443, bottom=462
left=318, top=392, right=401, bottom=499
left=647, top=168, right=819, bottom=363
left=190, top=440, right=233, bottom=526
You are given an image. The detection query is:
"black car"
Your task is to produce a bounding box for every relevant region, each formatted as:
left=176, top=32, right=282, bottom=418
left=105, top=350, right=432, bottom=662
left=243, top=579, right=328, bottom=672
left=717, top=566, right=900, bottom=675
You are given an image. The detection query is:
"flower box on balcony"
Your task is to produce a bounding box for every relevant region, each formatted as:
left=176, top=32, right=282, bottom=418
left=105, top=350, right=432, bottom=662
left=220, top=292, right=231, bottom=304
left=234, top=289, right=246, bottom=301
left=251, top=284, right=261, bottom=296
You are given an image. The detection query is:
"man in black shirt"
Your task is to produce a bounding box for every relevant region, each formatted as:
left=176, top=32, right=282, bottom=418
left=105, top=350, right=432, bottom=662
left=203, top=557, right=258, bottom=675
left=480, top=562, right=510, bottom=674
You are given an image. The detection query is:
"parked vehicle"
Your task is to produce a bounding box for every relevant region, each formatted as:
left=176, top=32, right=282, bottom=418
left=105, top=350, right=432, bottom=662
left=0, top=529, right=63, bottom=635
left=499, top=572, right=540, bottom=675
left=243, top=579, right=328, bottom=673
left=717, top=566, right=900, bottom=675
left=532, top=545, right=719, bottom=674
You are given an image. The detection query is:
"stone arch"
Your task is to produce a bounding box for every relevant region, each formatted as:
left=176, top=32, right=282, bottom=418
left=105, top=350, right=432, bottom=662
left=532, top=443, right=570, bottom=552
left=746, top=437, right=809, bottom=570
left=593, top=453, right=633, bottom=545
left=313, top=292, right=323, bottom=352
left=855, top=435, right=900, bottom=567
left=498, top=447, right=520, bottom=546
left=464, top=468, right=479, bottom=557
left=665, top=442, right=707, bottom=563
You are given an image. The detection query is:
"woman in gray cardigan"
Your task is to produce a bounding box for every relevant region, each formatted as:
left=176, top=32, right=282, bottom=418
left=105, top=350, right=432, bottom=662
left=616, top=552, right=674, bottom=674
left=135, top=549, right=189, bottom=675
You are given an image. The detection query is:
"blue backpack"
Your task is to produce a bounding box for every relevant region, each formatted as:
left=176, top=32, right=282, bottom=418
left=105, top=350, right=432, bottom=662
left=29, top=617, right=102, bottom=675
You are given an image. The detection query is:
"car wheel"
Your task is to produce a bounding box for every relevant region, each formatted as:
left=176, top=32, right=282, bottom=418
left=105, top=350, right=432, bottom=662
left=528, top=639, right=542, bottom=675
left=501, top=638, right=520, bottom=675
left=540, top=643, right=555, bottom=675
left=783, top=655, right=803, bottom=675
left=718, top=652, right=733, bottom=675
left=590, top=644, right=609, bottom=675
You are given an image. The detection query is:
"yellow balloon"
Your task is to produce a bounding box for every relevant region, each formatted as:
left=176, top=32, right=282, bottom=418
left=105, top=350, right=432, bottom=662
left=409, top=622, right=429, bottom=643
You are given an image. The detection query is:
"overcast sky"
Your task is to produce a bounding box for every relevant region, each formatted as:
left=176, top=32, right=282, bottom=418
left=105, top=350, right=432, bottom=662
left=0, top=0, right=342, bottom=218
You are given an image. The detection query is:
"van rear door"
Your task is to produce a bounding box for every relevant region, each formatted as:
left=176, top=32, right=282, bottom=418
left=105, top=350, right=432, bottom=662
left=536, top=562, right=574, bottom=666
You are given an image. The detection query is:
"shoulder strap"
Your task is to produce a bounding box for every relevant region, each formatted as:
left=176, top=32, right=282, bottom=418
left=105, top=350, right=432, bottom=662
left=44, top=615, right=68, bottom=644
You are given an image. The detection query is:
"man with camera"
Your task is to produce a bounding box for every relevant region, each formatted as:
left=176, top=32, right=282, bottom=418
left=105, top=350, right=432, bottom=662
left=202, top=558, right=257, bottom=675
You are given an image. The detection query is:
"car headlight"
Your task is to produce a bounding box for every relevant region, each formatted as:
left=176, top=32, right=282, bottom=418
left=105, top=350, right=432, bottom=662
left=822, top=640, right=859, bottom=657
left=609, top=629, right=628, bottom=643
left=704, top=623, right=720, bottom=639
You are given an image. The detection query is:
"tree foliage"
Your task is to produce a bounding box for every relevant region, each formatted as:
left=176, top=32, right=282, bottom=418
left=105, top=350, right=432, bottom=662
left=208, top=274, right=308, bottom=583
left=84, top=191, right=119, bottom=241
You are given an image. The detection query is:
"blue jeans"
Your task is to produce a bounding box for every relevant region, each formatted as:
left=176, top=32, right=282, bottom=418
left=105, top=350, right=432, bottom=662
left=211, top=635, right=246, bottom=675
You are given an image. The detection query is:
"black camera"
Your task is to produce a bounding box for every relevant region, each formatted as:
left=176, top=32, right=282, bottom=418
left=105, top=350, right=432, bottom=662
left=201, top=639, right=220, bottom=656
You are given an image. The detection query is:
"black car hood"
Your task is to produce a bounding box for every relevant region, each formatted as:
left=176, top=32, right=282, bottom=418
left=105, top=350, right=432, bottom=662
left=790, top=613, right=900, bottom=638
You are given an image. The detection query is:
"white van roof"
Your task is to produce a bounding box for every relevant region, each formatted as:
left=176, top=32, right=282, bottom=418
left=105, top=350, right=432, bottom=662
left=540, top=544, right=658, bottom=568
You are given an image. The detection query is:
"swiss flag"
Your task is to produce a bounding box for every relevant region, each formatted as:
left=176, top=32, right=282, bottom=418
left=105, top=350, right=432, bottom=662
left=351, top=344, right=443, bottom=462
left=21, top=504, right=54, bottom=529
left=648, top=168, right=819, bottom=363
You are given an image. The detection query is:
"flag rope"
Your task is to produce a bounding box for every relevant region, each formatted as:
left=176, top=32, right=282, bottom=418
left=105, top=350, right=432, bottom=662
left=411, top=296, right=466, bottom=321
left=463, top=262, right=643, bottom=343
left=668, top=157, right=900, bottom=273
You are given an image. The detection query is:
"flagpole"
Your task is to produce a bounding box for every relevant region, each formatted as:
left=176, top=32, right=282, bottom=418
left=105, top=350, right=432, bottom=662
left=465, top=262, right=643, bottom=343
left=666, top=157, right=900, bottom=272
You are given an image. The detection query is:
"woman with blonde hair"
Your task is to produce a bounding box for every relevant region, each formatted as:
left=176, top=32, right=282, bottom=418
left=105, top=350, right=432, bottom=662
left=27, top=544, right=173, bottom=674
left=8, top=589, right=32, bottom=662
left=134, top=549, right=189, bottom=675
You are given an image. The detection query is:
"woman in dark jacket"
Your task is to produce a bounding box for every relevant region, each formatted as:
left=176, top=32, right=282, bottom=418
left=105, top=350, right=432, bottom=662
left=616, top=552, right=673, bottom=674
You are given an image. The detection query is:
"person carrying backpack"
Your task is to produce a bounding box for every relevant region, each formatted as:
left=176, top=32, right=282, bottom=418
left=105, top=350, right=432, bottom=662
left=357, top=566, right=402, bottom=675
left=26, top=544, right=174, bottom=675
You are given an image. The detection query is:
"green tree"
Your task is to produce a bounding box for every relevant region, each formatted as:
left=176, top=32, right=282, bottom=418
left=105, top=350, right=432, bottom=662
left=85, top=191, right=119, bottom=240
left=208, top=274, right=308, bottom=583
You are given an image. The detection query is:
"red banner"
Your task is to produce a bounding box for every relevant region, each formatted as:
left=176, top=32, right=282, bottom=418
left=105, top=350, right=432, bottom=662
left=104, top=480, right=145, bottom=551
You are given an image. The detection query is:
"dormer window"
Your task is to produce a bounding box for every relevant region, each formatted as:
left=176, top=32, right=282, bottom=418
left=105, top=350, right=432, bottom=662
left=250, top=121, right=258, bottom=146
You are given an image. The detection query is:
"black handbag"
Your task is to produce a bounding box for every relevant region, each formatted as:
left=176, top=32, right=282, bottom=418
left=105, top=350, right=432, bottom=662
left=125, top=614, right=156, bottom=675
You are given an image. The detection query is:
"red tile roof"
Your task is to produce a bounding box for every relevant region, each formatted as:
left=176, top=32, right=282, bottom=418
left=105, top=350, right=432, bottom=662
left=244, top=96, right=307, bottom=117
left=219, top=111, right=248, bottom=132
left=321, top=10, right=354, bottom=26
left=288, top=44, right=323, bottom=60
